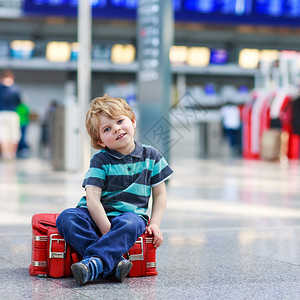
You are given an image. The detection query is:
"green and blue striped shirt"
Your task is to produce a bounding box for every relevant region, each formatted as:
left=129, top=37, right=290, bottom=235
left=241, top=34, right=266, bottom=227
left=77, top=142, right=173, bottom=220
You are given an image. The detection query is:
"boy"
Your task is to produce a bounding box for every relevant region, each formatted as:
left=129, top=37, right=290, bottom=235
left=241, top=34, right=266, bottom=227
left=56, top=94, right=173, bottom=286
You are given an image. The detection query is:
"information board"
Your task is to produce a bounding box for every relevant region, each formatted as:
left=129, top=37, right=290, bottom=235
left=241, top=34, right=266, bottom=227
left=23, top=0, right=300, bottom=26
left=23, top=0, right=137, bottom=18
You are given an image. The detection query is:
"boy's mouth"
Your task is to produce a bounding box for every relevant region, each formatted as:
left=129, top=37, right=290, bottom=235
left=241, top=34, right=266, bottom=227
left=116, top=133, right=126, bottom=140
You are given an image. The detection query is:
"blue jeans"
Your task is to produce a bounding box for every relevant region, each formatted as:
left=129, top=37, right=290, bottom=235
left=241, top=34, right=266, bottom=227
left=56, top=207, right=146, bottom=278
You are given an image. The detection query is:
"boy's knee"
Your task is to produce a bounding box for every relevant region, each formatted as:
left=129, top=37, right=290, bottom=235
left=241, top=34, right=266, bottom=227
left=56, top=208, right=78, bottom=230
left=114, top=212, right=145, bottom=233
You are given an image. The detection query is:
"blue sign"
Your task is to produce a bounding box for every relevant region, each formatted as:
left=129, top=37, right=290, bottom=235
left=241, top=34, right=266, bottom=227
left=210, top=49, right=229, bottom=65
left=23, top=0, right=300, bottom=26
left=23, top=0, right=137, bottom=18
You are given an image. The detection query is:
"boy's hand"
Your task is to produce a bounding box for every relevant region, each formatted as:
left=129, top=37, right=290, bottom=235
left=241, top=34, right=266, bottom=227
left=146, top=224, right=163, bottom=248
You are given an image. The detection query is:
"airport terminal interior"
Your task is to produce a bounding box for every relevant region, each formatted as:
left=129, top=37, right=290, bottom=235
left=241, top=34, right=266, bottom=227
left=1, top=1, right=300, bottom=299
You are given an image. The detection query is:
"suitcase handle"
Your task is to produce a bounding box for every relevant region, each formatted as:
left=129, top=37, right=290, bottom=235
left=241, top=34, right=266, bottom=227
left=128, top=236, right=144, bottom=261
left=49, top=234, right=67, bottom=259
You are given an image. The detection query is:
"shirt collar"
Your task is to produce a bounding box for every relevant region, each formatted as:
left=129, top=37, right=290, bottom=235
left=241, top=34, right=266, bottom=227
left=104, top=141, right=143, bottom=160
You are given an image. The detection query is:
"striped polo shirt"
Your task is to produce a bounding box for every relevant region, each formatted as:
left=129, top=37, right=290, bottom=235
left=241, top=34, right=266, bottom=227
left=77, top=142, right=173, bottom=220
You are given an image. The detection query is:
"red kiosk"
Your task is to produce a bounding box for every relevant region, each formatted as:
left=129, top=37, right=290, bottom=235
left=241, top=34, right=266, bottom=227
left=242, top=53, right=300, bottom=160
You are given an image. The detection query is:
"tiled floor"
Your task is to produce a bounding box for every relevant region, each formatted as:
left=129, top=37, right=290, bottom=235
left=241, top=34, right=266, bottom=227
left=1, top=155, right=300, bottom=299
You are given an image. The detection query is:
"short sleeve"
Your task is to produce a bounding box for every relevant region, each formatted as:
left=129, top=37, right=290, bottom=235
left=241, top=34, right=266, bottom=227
left=150, top=150, right=173, bottom=187
left=82, top=153, right=107, bottom=189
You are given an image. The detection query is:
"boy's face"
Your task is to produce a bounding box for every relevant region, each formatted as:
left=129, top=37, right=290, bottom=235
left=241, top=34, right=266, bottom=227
left=98, top=114, right=136, bottom=154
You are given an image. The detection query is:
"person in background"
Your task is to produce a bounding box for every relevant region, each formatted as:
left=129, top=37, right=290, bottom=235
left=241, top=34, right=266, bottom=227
left=40, top=100, right=58, bottom=158
left=0, top=70, right=21, bottom=160
left=292, top=84, right=300, bottom=138
left=16, top=99, right=30, bottom=158
left=220, top=101, right=241, bottom=155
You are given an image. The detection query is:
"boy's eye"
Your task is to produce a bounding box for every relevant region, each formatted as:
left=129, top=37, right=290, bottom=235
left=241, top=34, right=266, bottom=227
left=117, top=119, right=123, bottom=124
left=104, top=127, right=110, bottom=133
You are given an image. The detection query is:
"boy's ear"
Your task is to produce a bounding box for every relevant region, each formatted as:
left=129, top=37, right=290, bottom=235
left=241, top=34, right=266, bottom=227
left=97, top=140, right=106, bottom=148
left=132, top=119, right=136, bottom=128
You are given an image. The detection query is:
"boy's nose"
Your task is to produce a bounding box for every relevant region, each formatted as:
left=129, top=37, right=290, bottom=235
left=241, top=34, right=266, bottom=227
left=113, top=126, right=121, bottom=133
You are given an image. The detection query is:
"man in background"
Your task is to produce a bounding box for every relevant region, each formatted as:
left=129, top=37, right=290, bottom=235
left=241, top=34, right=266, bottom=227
left=220, top=101, right=241, bottom=156
left=0, top=70, right=21, bottom=160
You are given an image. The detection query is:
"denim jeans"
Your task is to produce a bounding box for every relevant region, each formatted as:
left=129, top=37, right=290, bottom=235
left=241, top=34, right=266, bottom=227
left=56, top=207, right=146, bottom=278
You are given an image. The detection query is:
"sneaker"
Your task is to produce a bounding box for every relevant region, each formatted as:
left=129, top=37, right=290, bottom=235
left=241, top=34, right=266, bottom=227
left=71, top=257, right=103, bottom=286
left=114, top=259, right=133, bottom=282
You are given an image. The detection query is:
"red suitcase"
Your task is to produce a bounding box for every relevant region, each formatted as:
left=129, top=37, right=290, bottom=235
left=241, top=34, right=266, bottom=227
left=125, top=234, right=158, bottom=277
left=29, top=213, right=78, bottom=277
left=29, top=213, right=158, bottom=278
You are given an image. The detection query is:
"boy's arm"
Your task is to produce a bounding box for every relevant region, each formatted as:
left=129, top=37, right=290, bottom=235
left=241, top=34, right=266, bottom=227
left=86, top=185, right=111, bottom=235
left=147, top=181, right=167, bottom=248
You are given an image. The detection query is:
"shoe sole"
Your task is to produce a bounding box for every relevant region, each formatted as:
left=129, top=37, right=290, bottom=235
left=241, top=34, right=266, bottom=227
left=71, top=263, right=89, bottom=286
left=117, top=261, right=133, bottom=282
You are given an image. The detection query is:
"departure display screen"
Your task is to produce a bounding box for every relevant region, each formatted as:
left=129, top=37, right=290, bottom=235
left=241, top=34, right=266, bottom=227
left=210, top=49, right=229, bottom=65
left=23, top=0, right=300, bottom=26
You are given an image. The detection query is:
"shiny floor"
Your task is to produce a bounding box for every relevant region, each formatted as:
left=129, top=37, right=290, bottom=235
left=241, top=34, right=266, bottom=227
left=1, top=153, right=300, bottom=299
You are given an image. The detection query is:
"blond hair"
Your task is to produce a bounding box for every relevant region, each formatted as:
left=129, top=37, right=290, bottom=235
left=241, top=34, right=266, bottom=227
left=1, top=70, right=14, bottom=79
left=86, top=94, right=135, bottom=149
